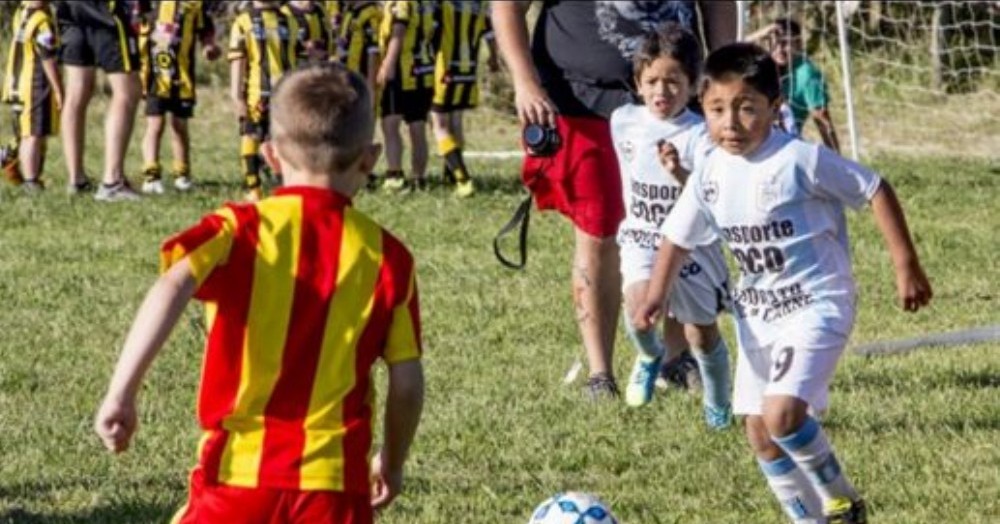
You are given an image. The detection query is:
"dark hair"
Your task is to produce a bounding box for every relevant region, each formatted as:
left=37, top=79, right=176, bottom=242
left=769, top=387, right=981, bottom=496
left=632, top=22, right=702, bottom=84
left=772, top=17, right=802, bottom=38
left=699, top=43, right=781, bottom=102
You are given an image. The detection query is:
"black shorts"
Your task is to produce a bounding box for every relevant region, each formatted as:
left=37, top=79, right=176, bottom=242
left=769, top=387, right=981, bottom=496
left=59, top=13, right=139, bottom=73
left=145, top=97, right=194, bottom=118
left=379, top=82, right=431, bottom=124
left=240, top=116, right=270, bottom=140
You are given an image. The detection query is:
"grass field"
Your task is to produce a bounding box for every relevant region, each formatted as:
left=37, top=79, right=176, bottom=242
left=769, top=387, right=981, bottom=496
left=0, top=88, right=998, bottom=524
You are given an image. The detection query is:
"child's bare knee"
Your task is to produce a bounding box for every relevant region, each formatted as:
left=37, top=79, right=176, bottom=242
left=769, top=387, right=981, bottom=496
left=685, top=323, right=720, bottom=350
left=745, top=416, right=782, bottom=459
left=762, top=395, right=809, bottom=437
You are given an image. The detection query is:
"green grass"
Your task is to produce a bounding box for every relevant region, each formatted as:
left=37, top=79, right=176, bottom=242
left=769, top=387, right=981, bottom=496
left=0, top=89, right=998, bottom=524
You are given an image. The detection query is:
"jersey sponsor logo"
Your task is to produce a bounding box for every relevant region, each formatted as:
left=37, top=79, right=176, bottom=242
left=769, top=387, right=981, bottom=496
left=733, top=283, right=815, bottom=322
left=619, top=139, right=635, bottom=163
left=701, top=178, right=719, bottom=203
left=756, top=174, right=782, bottom=212
left=721, top=220, right=795, bottom=245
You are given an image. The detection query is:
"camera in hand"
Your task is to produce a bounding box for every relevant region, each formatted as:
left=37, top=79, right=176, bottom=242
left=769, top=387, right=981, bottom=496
left=523, top=123, right=561, bottom=157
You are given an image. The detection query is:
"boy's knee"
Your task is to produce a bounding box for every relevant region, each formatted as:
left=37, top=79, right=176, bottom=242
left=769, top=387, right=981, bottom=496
left=745, top=416, right=782, bottom=460
left=762, top=395, right=809, bottom=438
left=685, top=323, right=721, bottom=350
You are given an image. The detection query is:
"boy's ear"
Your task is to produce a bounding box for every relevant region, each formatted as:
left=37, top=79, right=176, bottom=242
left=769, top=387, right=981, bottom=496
left=261, top=141, right=282, bottom=174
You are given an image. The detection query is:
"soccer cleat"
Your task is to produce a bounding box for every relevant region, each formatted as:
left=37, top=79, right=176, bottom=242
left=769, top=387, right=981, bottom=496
left=142, top=178, right=165, bottom=194
left=824, top=498, right=868, bottom=524
left=625, top=354, right=662, bottom=407
left=67, top=177, right=94, bottom=195
left=173, top=175, right=194, bottom=191
left=656, top=352, right=702, bottom=393
left=454, top=178, right=476, bottom=198
left=94, top=180, right=141, bottom=201
left=365, top=173, right=380, bottom=191
left=414, top=177, right=429, bottom=192
left=382, top=175, right=408, bottom=193
left=584, top=372, right=620, bottom=402
left=703, top=403, right=732, bottom=430
left=21, top=178, right=44, bottom=193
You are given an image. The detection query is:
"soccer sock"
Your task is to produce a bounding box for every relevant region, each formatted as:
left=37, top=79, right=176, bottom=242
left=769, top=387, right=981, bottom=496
left=758, top=455, right=825, bottom=523
left=142, top=162, right=162, bottom=181
left=240, top=135, right=261, bottom=189
left=773, top=417, right=859, bottom=504
left=692, top=338, right=732, bottom=410
left=623, top=315, right=665, bottom=361
left=171, top=160, right=190, bottom=178
left=438, top=135, right=470, bottom=183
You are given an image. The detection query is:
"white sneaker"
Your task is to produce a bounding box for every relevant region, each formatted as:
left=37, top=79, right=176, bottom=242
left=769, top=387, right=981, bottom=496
left=95, top=181, right=141, bottom=202
left=174, top=175, right=194, bottom=191
left=625, top=354, right=662, bottom=407
left=141, top=179, right=165, bottom=194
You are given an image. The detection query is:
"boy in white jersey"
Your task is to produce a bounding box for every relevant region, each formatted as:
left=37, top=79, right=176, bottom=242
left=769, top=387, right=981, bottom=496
left=635, top=43, right=932, bottom=523
left=611, top=25, right=733, bottom=429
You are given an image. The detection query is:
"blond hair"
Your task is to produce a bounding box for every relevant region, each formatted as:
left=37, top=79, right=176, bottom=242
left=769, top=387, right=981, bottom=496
left=269, top=63, right=374, bottom=174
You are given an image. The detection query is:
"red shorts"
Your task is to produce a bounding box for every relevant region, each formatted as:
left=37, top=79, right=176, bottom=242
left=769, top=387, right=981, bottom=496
left=171, top=468, right=373, bottom=524
left=521, top=114, right=625, bottom=238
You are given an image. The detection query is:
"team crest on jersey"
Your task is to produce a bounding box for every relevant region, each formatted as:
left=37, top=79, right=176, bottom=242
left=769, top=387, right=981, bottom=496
left=620, top=140, right=636, bottom=163
left=756, top=174, right=782, bottom=212
left=701, top=177, right=719, bottom=204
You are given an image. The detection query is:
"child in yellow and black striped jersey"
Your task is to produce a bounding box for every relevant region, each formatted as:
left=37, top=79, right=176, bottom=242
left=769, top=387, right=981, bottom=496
left=138, top=0, right=220, bottom=194
left=228, top=0, right=300, bottom=201
left=282, top=0, right=333, bottom=64
left=1, top=0, right=63, bottom=191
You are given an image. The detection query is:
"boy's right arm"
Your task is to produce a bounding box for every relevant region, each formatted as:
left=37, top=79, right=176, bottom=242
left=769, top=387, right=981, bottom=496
left=95, top=258, right=197, bottom=453
left=632, top=239, right=691, bottom=331
left=371, top=359, right=424, bottom=510
left=869, top=180, right=933, bottom=311
left=230, top=58, right=247, bottom=117
left=377, top=23, right=405, bottom=88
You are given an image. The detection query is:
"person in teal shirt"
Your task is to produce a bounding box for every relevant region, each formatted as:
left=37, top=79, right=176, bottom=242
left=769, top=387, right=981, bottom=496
left=749, top=18, right=841, bottom=153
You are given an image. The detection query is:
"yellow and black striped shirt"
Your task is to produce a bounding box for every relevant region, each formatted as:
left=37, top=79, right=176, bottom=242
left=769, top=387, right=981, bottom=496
left=432, top=1, right=491, bottom=98
left=228, top=5, right=300, bottom=109
left=140, top=0, right=215, bottom=101
left=2, top=5, right=60, bottom=107
left=379, top=0, right=437, bottom=91
left=281, top=1, right=332, bottom=63
left=335, top=1, right=381, bottom=76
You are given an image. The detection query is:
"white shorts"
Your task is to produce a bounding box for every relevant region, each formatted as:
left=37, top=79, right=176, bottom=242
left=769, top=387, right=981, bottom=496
left=732, top=322, right=848, bottom=416
left=620, top=241, right=730, bottom=325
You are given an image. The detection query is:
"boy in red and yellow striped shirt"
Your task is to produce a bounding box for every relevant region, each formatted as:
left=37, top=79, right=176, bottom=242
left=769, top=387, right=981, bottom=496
left=95, top=63, right=424, bottom=524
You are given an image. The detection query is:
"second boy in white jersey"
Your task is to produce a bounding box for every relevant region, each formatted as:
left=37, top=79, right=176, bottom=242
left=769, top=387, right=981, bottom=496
left=612, top=25, right=733, bottom=429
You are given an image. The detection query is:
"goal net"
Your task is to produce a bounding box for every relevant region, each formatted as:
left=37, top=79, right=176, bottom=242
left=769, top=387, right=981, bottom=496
left=741, top=1, right=999, bottom=159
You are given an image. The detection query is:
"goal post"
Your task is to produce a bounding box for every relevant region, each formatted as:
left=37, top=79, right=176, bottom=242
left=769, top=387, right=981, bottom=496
left=739, top=1, right=1000, bottom=160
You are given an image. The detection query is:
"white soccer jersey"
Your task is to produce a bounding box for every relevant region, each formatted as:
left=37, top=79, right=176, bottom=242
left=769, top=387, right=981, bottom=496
left=611, top=104, right=712, bottom=250
left=662, top=131, right=882, bottom=346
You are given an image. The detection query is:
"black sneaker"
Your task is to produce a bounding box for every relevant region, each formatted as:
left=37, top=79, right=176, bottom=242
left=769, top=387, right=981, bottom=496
left=584, top=372, right=620, bottom=401
left=68, top=177, right=94, bottom=195
left=656, top=352, right=702, bottom=393
left=365, top=173, right=379, bottom=191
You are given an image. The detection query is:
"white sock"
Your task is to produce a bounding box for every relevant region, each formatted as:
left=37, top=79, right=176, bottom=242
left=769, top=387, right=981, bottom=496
left=758, top=455, right=825, bottom=523
left=773, top=417, right=859, bottom=504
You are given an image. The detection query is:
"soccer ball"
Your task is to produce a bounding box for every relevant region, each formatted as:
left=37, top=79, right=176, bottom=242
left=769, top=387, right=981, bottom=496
left=528, top=492, right=618, bottom=524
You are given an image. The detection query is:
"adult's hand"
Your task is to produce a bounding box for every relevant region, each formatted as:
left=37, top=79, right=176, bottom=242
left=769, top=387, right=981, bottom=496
left=514, top=79, right=557, bottom=129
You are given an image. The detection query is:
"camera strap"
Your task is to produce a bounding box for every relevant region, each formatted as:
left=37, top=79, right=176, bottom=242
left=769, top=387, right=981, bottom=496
left=493, top=194, right=532, bottom=270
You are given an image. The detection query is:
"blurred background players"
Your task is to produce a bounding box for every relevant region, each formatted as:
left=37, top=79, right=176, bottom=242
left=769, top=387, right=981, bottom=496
left=332, top=0, right=382, bottom=98
left=138, top=0, right=220, bottom=194
left=228, top=0, right=300, bottom=201
left=429, top=0, right=499, bottom=198
left=377, top=0, right=436, bottom=193
left=283, top=0, right=332, bottom=63
left=748, top=17, right=840, bottom=153
left=56, top=0, right=147, bottom=200
left=1, top=0, right=63, bottom=191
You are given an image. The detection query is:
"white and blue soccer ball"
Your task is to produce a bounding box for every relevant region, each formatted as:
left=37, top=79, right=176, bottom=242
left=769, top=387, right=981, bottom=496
left=528, top=492, right=619, bottom=524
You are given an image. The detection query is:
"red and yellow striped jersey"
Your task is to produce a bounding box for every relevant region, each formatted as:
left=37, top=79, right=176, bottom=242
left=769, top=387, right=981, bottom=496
left=160, top=186, right=422, bottom=492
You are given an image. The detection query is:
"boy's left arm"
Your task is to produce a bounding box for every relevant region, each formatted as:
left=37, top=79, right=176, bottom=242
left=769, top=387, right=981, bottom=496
left=95, top=259, right=198, bottom=453
left=869, top=181, right=933, bottom=312
left=198, top=7, right=221, bottom=61
left=41, top=58, right=62, bottom=110
left=810, top=107, right=841, bottom=154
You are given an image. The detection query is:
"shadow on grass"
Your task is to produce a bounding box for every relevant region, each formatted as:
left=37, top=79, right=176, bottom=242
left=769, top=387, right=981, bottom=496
left=0, top=475, right=184, bottom=524
left=0, top=502, right=177, bottom=524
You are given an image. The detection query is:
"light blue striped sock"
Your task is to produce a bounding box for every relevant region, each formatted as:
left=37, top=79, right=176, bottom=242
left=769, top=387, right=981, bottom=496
left=622, top=315, right=664, bottom=361
left=757, top=455, right=824, bottom=522
left=693, top=337, right=731, bottom=409
left=773, top=417, right=859, bottom=503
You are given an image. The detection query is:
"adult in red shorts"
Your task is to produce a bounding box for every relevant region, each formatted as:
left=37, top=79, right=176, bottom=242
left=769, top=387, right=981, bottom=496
left=494, top=1, right=736, bottom=398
